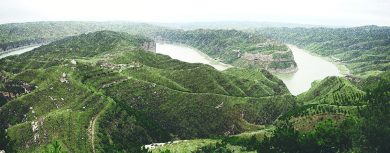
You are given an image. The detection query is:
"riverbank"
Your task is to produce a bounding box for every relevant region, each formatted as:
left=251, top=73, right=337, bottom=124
left=156, top=43, right=233, bottom=71
left=275, top=45, right=343, bottom=95
left=287, top=44, right=351, bottom=76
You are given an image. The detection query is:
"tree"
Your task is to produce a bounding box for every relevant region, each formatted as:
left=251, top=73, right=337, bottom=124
left=258, top=121, right=300, bottom=153
left=44, top=141, right=67, bottom=153
left=360, top=80, right=390, bottom=153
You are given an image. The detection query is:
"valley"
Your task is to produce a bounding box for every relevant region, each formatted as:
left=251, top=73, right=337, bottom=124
left=0, top=45, right=41, bottom=59
left=155, top=43, right=343, bottom=95
left=0, top=22, right=388, bottom=153
left=156, top=43, right=232, bottom=71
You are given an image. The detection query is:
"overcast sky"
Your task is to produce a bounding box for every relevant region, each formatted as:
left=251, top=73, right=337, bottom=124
left=1, top=0, right=389, bottom=26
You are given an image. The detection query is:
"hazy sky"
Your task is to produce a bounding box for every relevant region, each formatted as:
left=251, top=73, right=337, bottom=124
left=1, top=0, right=389, bottom=26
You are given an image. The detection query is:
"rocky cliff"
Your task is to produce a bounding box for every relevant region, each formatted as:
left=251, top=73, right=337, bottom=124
left=241, top=49, right=297, bottom=73
left=142, top=41, right=156, bottom=53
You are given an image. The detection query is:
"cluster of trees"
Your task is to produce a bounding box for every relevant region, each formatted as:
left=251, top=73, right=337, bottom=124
left=191, top=72, right=389, bottom=153
left=194, top=142, right=234, bottom=153
left=254, top=77, right=389, bottom=153
left=0, top=126, right=13, bottom=152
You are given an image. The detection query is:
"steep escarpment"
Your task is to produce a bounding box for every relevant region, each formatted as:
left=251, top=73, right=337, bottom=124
left=0, top=31, right=295, bottom=152
left=155, top=29, right=297, bottom=73
left=240, top=50, right=297, bottom=73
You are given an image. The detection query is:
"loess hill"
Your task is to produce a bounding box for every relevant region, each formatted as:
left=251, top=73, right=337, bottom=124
left=0, top=31, right=296, bottom=152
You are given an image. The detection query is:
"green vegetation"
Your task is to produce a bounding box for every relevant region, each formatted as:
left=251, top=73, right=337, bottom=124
left=257, top=26, right=390, bottom=77
left=156, top=29, right=297, bottom=72
left=43, top=141, right=67, bottom=153
left=148, top=72, right=389, bottom=153
left=0, top=21, right=165, bottom=51
left=0, top=22, right=388, bottom=153
left=0, top=31, right=295, bottom=152
left=254, top=72, right=389, bottom=153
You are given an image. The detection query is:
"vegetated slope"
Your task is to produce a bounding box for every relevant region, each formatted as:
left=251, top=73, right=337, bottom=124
left=249, top=71, right=390, bottom=153
left=155, top=29, right=297, bottom=73
left=297, top=76, right=365, bottom=105
left=281, top=75, right=373, bottom=132
left=149, top=72, right=389, bottom=153
left=0, top=31, right=295, bottom=152
left=0, top=21, right=166, bottom=52
left=257, top=26, right=390, bottom=77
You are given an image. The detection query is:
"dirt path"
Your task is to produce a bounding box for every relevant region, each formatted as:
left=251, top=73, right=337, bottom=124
left=88, top=99, right=113, bottom=153
left=89, top=116, right=98, bottom=153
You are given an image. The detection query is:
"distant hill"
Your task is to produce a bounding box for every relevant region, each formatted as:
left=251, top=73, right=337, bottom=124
left=156, top=29, right=297, bottom=73
left=256, top=26, right=390, bottom=77
left=0, top=22, right=298, bottom=74
left=280, top=72, right=389, bottom=132
left=0, top=31, right=295, bottom=152
left=155, top=21, right=330, bottom=30
left=0, top=21, right=166, bottom=52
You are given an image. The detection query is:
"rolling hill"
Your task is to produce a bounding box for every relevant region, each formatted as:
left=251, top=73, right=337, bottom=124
left=256, top=26, right=390, bottom=77
left=155, top=29, right=297, bottom=73
left=0, top=31, right=296, bottom=152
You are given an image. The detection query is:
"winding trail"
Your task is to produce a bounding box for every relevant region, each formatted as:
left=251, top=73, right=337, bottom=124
left=88, top=98, right=114, bottom=153
left=90, top=116, right=98, bottom=153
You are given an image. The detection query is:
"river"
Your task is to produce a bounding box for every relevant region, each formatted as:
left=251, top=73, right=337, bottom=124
left=156, top=43, right=342, bottom=95
left=156, top=43, right=232, bottom=71
left=2, top=43, right=341, bottom=95
left=275, top=45, right=341, bottom=95
left=0, top=45, right=41, bottom=59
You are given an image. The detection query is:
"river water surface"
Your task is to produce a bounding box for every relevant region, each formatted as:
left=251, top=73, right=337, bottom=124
left=0, top=45, right=41, bottom=59
left=156, top=43, right=232, bottom=71
left=3, top=43, right=341, bottom=95
left=156, top=43, right=342, bottom=95
left=275, top=45, right=341, bottom=95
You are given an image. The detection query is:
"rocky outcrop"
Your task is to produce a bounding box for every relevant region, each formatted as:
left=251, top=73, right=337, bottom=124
left=241, top=50, right=297, bottom=73
left=141, top=41, right=156, bottom=53
left=60, top=73, right=69, bottom=83
left=1, top=80, right=35, bottom=98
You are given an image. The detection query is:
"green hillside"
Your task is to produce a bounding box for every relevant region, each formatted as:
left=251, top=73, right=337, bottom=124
left=297, top=76, right=365, bottom=105
left=156, top=29, right=297, bottom=73
left=156, top=72, right=388, bottom=153
left=0, top=31, right=295, bottom=152
left=257, top=26, right=390, bottom=77
left=0, top=21, right=166, bottom=52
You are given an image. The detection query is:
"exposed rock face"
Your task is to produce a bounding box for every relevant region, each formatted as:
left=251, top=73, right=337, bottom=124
left=97, top=60, right=142, bottom=70
left=142, top=41, right=156, bottom=53
left=70, top=59, right=77, bottom=65
left=31, top=117, right=44, bottom=143
left=60, top=73, right=69, bottom=83
left=241, top=50, right=298, bottom=73
left=0, top=80, right=35, bottom=101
